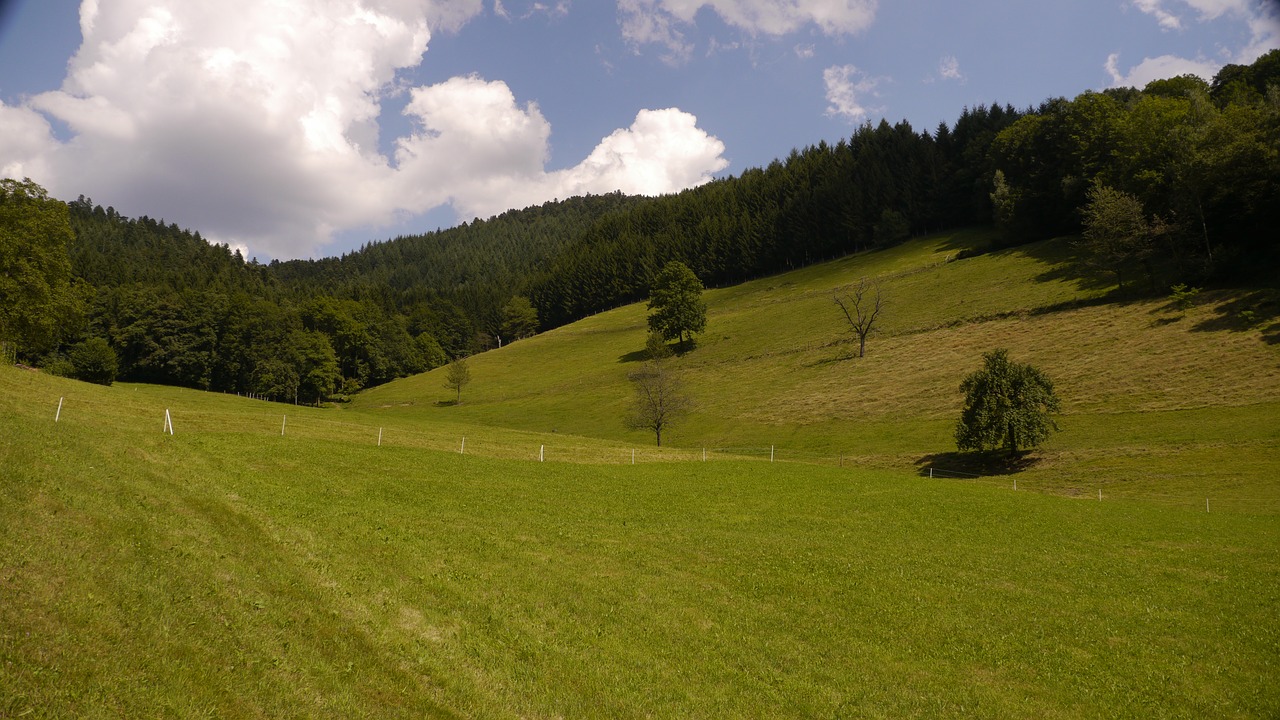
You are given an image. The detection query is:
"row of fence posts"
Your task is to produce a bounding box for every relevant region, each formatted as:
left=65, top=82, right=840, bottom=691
left=46, top=397, right=1219, bottom=511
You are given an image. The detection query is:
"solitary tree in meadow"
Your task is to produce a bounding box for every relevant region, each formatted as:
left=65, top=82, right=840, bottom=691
left=647, top=261, right=707, bottom=347
left=625, top=356, right=692, bottom=447
left=833, top=277, right=884, bottom=358
left=955, top=349, right=1060, bottom=455
left=444, top=356, right=472, bottom=403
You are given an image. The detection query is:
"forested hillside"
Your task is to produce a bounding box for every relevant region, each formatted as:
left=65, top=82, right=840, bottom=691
left=2, top=51, right=1276, bottom=401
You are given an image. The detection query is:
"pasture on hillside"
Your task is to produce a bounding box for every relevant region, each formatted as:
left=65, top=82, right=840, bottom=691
left=355, top=230, right=1280, bottom=511
left=2, top=366, right=1278, bottom=718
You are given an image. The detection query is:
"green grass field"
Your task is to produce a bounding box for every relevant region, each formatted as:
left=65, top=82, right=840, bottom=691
left=3, top=366, right=1278, bottom=717
left=355, top=230, right=1280, bottom=511
left=4, top=229, right=1279, bottom=716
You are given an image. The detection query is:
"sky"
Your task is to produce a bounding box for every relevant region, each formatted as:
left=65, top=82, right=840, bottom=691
left=0, top=1, right=1276, bottom=261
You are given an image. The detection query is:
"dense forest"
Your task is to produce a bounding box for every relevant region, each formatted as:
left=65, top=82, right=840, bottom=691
left=2, top=51, right=1276, bottom=401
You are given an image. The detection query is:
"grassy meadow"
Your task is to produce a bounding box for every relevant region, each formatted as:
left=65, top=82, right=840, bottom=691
left=2, top=366, right=1278, bottom=717
left=4, top=228, right=1280, bottom=716
left=356, top=229, right=1280, bottom=511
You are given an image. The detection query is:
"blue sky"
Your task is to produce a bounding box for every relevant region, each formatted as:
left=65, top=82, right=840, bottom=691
left=1, top=0, right=1276, bottom=260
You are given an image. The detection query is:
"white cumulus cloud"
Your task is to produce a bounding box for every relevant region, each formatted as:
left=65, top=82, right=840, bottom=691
left=1132, top=0, right=1184, bottom=29
left=1104, top=52, right=1221, bottom=87
left=823, top=64, right=880, bottom=122
left=551, top=108, right=728, bottom=200
left=0, top=0, right=728, bottom=259
left=1109, top=1, right=1278, bottom=89
left=1135, top=0, right=1253, bottom=26
left=620, top=0, right=878, bottom=60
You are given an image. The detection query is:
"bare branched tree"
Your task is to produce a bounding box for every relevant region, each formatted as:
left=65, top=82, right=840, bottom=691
left=625, top=357, right=692, bottom=447
left=833, top=277, right=885, bottom=358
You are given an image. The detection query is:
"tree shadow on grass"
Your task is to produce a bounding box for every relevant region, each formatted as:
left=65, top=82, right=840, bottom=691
left=1011, top=239, right=1119, bottom=294
left=915, top=450, right=1042, bottom=478
left=617, top=339, right=697, bottom=364
left=930, top=226, right=1001, bottom=255
left=617, top=349, right=649, bottom=364
left=435, top=399, right=459, bottom=407
left=1188, top=291, right=1280, bottom=343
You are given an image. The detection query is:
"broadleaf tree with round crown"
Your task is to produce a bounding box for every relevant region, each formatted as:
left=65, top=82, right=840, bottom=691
left=646, top=260, right=707, bottom=348
left=955, top=349, right=1061, bottom=456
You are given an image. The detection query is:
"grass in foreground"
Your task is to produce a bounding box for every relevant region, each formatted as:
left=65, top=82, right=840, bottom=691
left=3, top=368, right=1278, bottom=717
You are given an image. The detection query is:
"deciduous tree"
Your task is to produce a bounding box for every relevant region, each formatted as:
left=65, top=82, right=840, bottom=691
left=500, top=295, right=539, bottom=343
left=625, top=357, right=692, bottom=447
left=0, top=179, right=76, bottom=358
left=1078, top=183, right=1158, bottom=291
left=833, top=277, right=885, bottom=358
left=68, top=337, right=118, bottom=386
left=955, top=349, right=1061, bottom=455
left=444, top=356, right=471, bottom=403
left=647, top=261, right=707, bottom=347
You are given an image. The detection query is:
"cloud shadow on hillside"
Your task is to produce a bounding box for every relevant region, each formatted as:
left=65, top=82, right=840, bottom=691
left=915, top=450, right=1042, bottom=477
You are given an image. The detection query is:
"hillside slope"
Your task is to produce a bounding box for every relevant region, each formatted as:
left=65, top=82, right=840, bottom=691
left=353, top=228, right=1280, bottom=507
left=2, top=365, right=1277, bottom=717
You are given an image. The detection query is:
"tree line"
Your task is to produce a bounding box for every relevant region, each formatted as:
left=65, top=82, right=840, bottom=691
left=3, top=51, right=1275, bottom=398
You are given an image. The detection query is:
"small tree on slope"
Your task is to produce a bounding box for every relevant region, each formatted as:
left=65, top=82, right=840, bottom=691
left=444, top=356, right=471, bottom=403
left=955, top=349, right=1060, bottom=455
left=647, top=261, right=707, bottom=347
left=625, top=357, right=692, bottom=447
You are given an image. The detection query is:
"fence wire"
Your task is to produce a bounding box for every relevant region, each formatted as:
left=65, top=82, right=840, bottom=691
left=27, top=388, right=1280, bottom=514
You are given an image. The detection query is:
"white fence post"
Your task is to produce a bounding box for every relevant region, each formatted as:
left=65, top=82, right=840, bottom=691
left=770, top=445, right=775, bottom=462
left=540, top=445, right=545, bottom=462
left=55, top=397, right=63, bottom=423
left=378, top=428, right=383, bottom=447
left=281, top=415, right=287, bottom=436
left=460, top=437, right=465, bottom=454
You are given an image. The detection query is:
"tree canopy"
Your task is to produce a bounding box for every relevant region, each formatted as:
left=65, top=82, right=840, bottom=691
left=647, top=261, right=707, bottom=346
left=444, top=356, right=472, bottom=403
left=8, top=50, right=1277, bottom=400
left=0, top=178, right=77, bottom=357
left=625, top=356, right=693, bottom=447
left=955, top=349, right=1061, bottom=455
